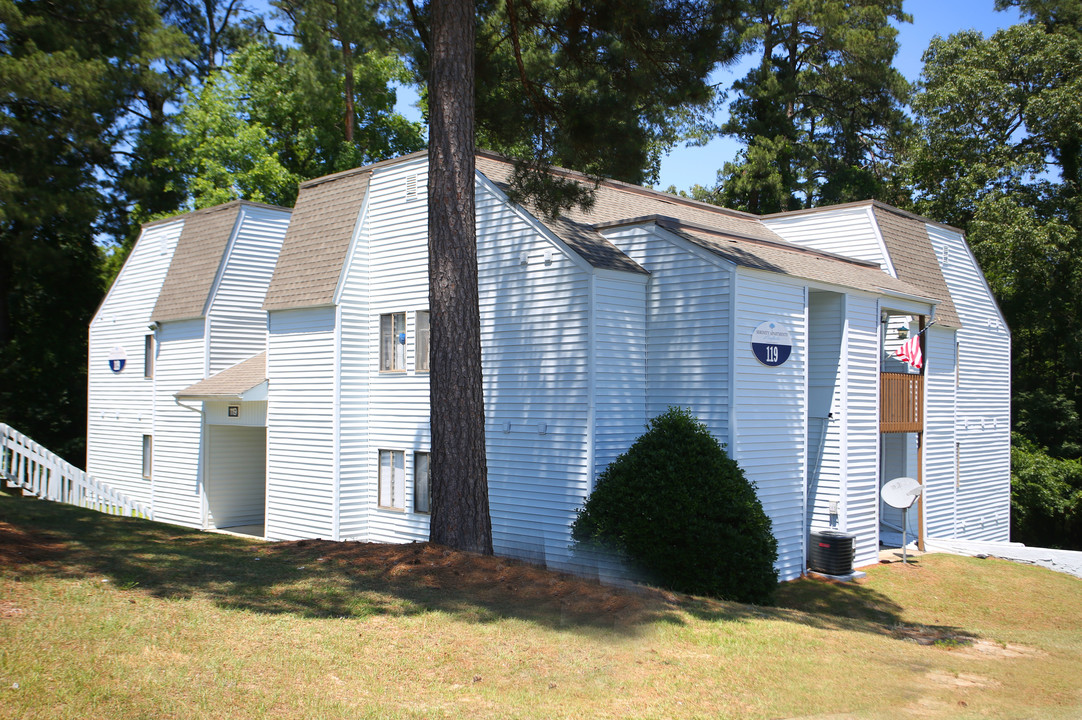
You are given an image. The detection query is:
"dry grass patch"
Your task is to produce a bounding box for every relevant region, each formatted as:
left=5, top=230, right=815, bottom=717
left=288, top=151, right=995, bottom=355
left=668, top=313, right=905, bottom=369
left=2, top=494, right=1082, bottom=719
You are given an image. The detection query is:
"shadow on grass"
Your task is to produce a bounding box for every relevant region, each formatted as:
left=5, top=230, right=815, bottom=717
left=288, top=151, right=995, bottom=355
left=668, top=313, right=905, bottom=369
left=0, top=494, right=972, bottom=642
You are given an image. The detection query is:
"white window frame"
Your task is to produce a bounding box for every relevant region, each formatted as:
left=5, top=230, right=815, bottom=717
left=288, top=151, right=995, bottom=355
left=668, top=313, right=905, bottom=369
left=142, top=435, right=153, bottom=479
left=414, top=451, right=430, bottom=514
left=379, top=312, right=407, bottom=372
left=416, top=310, right=430, bottom=373
left=378, top=449, right=405, bottom=510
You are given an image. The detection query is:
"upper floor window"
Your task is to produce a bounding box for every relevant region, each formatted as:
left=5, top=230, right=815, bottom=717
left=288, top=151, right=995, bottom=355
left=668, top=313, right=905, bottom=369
left=380, top=312, right=406, bottom=372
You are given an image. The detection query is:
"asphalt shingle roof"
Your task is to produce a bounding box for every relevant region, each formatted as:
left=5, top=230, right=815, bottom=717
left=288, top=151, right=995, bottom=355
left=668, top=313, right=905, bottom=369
left=872, top=205, right=962, bottom=328
left=263, top=168, right=371, bottom=311
left=175, top=351, right=266, bottom=399
left=153, top=202, right=241, bottom=322
left=259, top=151, right=956, bottom=316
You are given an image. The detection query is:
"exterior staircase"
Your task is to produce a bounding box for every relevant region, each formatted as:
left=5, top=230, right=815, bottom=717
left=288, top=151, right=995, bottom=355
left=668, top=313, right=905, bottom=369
left=0, top=423, right=151, bottom=518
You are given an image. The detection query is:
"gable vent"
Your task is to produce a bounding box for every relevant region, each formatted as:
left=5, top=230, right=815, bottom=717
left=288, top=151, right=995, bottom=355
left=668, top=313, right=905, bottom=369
left=405, top=174, right=418, bottom=200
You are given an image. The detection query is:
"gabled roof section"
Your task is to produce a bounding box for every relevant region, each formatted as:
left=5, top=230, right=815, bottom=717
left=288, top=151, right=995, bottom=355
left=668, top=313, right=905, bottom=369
left=175, top=351, right=267, bottom=401
left=871, top=205, right=962, bottom=328
left=263, top=168, right=371, bottom=311
left=152, top=201, right=258, bottom=323
left=476, top=151, right=794, bottom=276
left=764, top=200, right=963, bottom=327
left=601, top=215, right=936, bottom=301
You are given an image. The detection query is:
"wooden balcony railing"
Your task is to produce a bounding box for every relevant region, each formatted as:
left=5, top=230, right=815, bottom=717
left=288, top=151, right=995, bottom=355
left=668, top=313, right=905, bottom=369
left=880, top=372, right=923, bottom=433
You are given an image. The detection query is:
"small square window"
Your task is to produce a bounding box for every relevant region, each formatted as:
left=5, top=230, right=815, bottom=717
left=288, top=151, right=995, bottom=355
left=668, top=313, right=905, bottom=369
left=414, top=452, right=430, bottom=514
left=378, top=449, right=405, bottom=510
left=142, top=435, right=153, bottom=479
left=144, top=334, right=155, bottom=379
left=380, top=313, right=406, bottom=371
left=416, top=311, right=430, bottom=373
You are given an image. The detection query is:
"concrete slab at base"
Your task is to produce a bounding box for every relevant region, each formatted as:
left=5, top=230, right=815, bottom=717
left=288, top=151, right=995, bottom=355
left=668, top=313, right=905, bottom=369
left=807, top=569, right=867, bottom=583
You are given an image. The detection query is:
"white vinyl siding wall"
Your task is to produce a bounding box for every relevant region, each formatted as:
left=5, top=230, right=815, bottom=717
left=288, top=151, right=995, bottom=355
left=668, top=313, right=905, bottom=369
left=266, top=307, right=337, bottom=540
left=206, top=207, right=290, bottom=375
left=205, top=425, right=266, bottom=529
left=763, top=206, right=893, bottom=273
left=591, top=272, right=648, bottom=480
left=603, top=226, right=732, bottom=441
left=150, top=318, right=206, bottom=527
left=926, top=225, right=1011, bottom=540
left=87, top=219, right=183, bottom=502
left=923, top=326, right=958, bottom=538
left=732, top=273, right=807, bottom=581
left=806, top=291, right=844, bottom=532
left=841, top=294, right=883, bottom=568
left=475, top=175, right=594, bottom=569
left=336, top=195, right=373, bottom=542
left=359, top=160, right=431, bottom=544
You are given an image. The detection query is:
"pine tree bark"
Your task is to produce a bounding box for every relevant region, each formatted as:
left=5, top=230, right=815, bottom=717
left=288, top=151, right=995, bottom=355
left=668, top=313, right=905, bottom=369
left=427, top=0, right=492, bottom=554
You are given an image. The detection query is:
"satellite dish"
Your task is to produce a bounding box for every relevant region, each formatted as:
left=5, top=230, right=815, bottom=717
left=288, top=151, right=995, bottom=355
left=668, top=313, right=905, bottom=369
left=882, top=476, right=922, bottom=510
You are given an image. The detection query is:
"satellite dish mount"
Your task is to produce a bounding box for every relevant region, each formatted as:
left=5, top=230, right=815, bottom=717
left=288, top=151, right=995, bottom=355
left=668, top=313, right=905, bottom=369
left=881, top=476, right=923, bottom=564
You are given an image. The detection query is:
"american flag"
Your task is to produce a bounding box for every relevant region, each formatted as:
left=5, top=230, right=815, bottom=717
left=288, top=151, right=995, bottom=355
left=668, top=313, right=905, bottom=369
left=895, top=335, right=923, bottom=370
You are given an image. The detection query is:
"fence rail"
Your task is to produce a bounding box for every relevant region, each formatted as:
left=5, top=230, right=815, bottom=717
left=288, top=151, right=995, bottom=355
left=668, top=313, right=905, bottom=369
left=1, top=423, right=151, bottom=518
left=880, top=372, right=923, bottom=433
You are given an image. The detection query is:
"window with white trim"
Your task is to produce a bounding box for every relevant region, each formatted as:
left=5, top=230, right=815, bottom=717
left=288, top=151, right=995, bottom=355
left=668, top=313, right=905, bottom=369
left=380, top=312, right=407, bottom=372
left=416, top=310, right=430, bottom=373
left=142, top=435, right=153, bottom=479
left=378, top=449, right=405, bottom=510
left=414, top=452, right=430, bottom=514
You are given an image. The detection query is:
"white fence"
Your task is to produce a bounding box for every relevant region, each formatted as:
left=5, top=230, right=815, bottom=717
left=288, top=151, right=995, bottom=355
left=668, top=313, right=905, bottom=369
left=0, top=423, right=152, bottom=519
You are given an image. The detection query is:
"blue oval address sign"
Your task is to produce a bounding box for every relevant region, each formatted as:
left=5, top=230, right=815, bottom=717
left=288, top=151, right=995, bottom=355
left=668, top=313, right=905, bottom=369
left=751, top=321, right=792, bottom=367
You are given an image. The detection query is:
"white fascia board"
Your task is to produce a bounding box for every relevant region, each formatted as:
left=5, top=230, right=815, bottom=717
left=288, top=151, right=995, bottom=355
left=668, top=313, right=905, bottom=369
left=474, top=171, right=596, bottom=275
left=878, top=292, right=938, bottom=319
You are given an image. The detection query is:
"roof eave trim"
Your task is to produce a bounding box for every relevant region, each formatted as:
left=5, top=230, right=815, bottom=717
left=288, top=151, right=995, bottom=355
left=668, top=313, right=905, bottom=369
left=174, top=380, right=268, bottom=403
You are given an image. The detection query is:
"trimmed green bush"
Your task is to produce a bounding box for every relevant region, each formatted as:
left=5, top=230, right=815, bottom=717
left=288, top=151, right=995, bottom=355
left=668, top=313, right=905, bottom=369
left=572, top=407, right=778, bottom=603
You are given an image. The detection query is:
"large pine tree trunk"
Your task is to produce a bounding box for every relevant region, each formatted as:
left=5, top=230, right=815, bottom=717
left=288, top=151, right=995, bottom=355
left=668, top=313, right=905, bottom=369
left=427, top=0, right=492, bottom=554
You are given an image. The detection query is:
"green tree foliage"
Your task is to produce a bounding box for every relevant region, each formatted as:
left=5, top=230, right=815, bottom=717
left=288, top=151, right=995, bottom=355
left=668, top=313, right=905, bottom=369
left=167, top=6, right=424, bottom=210
left=708, top=0, right=911, bottom=214
left=908, top=23, right=1082, bottom=456
left=171, top=43, right=308, bottom=209
left=0, top=0, right=188, bottom=462
left=573, top=407, right=778, bottom=603
left=1011, top=434, right=1082, bottom=549
left=401, top=0, right=746, bottom=217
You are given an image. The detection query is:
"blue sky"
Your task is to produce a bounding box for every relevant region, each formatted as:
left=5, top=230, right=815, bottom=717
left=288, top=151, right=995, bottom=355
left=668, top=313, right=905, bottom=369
left=383, top=1, right=1026, bottom=191
left=654, top=0, right=1025, bottom=191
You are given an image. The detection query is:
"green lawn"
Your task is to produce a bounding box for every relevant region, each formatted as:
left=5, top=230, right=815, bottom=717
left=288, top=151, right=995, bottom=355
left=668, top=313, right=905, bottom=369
left=2, top=493, right=1080, bottom=719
